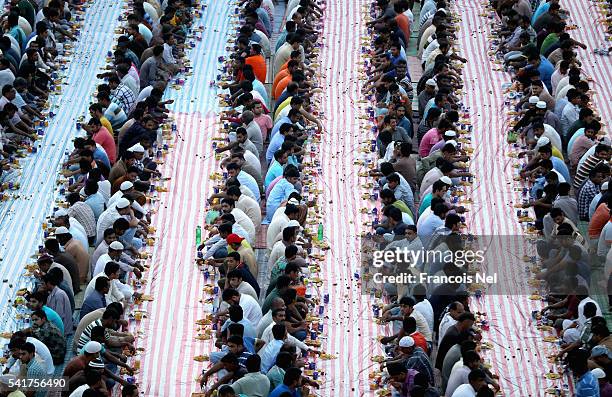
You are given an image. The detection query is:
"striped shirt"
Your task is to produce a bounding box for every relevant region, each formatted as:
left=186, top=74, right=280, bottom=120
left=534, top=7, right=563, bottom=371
left=68, top=202, right=96, bottom=238
left=573, top=155, right=603, bottom=191
left=77, top=319, right=110, bottom=350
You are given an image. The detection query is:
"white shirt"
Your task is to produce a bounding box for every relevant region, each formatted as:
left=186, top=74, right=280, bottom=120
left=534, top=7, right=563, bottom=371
left=68, top=384, right=89, bottom=397
left=578, top=297, right=602, bottom=325
left=93, top=253, right=133, bottom=276
left=438, top=312, right=457, bottom=345
left=0, top=69, right=15, bottom=91
left=268, top=240, right=287, bottom=268
left=28, top=337, right=54, bottom=375
left=267, top=213, right=290, bottom=249
left=239, top=294, right=262, bottom=325
left=451, top=383, right=477, bottom=397
left=237, top=194, right=262, bottom=227
left=261, top=322, right=309, bottom=351
left=236, top=280, right=258, bottom=302
left=597, top=221, right=612, bottom=257
left=414, top=299, right=434, bottom=335
left=446, top=365, right=472, bottom=397
left=411, top=309, right=432, bottom=341
left=231, top=208, right=256, bottom=244
left=257, top=311, right=273, bottom=338
left=137, top=85, right=154, bottom=102
left=84, top=272, right=132, bottom=303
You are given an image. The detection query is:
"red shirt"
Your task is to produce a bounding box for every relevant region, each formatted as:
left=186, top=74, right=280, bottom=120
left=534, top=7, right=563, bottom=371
left=93, top=126, right=116, bottom=164
left=410, top=331, right=428, bottom=352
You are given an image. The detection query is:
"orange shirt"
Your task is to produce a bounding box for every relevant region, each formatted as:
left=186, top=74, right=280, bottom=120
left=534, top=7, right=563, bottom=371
left=272, top=69, right=290, bottom=98
left=245, top=54, right=267, bottom=83
left=395, top=14, right=411, bottom=46
left=410, top=331, right=428, bottom=352
left=588, top=204, right=610, bottom=239
left=274, top=75, right=293, bottom=99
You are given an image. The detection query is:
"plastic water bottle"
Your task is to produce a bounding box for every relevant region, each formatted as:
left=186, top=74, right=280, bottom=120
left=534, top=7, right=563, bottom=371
left=317, top=223, right=323, bottom=241
left=195, top=225, right=202, bottom=246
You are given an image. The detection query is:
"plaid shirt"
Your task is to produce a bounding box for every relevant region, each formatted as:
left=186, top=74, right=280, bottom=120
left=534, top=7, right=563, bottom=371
left=68, top=201, right=96, bottom=238
left=404, top=347, right=434, bottom=385
left=577, top=180, right=600, bottom=221
left=33, top=322, right=67, bottom=365
left=111, top=83, right=136, bottom=114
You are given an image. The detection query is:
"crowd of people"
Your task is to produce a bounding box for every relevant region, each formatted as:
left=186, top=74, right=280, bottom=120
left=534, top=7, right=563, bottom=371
left=0, top=0, right=200, bottom=395
left=359, top=0, right=612, bottom=396
left=0, top=0, right=81, bottom=188
left=0, top=0, right=611, bottom=396
left=194, top=0, right=340, bottom=396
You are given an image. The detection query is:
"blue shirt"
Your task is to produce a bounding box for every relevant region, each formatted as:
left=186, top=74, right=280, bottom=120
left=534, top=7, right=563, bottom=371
left=238, top=171, right=260, bottom=203
left=265, top=160, right=284, bottom=188
left=93, top=147, right=111, bottom=169
left=537, top=56, right=554, bottom=92
left=255, top=8, right=271, bottom=34
left=275, top=30, right=289, bottom=52
left=264, top=179, right=298, bottom=224
left=259, top=339, right=284, bottom=373
left=266, top=133, right=285, bottom=164
left=270, top=116, right=291, bottom=139
left=252, top=79, right=269, bottom=102
left=531, top=2, right=550, bottom=25
left=42, top=306, right=64, bottom=334
left=221, top=319, right=256, bottom=339
left=269, top=384, right=299, bottom=397
left=551, top=156, right=570, bottom=182
left=576, top=371, right=599, bottom=397
left=85, top=192, right=106, bottom=220
left=80, top=290, right=107, bottom=321
left=417, top=215, right=444, bottom=249
left=104, top=102, right=127, bottom=129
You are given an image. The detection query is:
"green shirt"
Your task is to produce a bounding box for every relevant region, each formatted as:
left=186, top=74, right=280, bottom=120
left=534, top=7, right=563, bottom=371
left=540, top=33, right=558, bottom=55
left=267, top=365, right=286, bottom=392
left=261, top=288, right=279, bottom=314
left=18, top=0, right=36, bottom=28
left=419, top=193, right=433, bottom=216
left=567, top=120, right=586, bottom=142
left=392, top=200, right=412, bottom=218
left=267, top=257, right=288, bottom=296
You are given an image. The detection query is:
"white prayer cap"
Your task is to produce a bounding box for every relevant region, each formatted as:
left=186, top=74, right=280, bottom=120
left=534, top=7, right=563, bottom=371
left=592, top=368, right=607, bottom=379
left=536, top=101, right=546, bottom=109
left=287, top=198, right=300, bottom=206
left=54, top=208, right=69, bottom=217
left=528, top=96, right=539, bottom=104
left=444, top=130, right=457, bottom=137
left=83, top=341, right=102, bottom=354
left=437, top=8, right=448, bottom=14
left=446, top=140, right=458, bottom=147
left=536, top=136, right=550, bottom=148
left=284, top=220, right=302, bottom=232
left=116, top=198, right=130, bottom=209
left=128, top=143, right=145, bottom=153
left=120, top=181, right=134, bottom=191
left=109, top=241, right=124, bottom=250
left=602, top=182, right=609, bottom=191
left=54, top=226, right=70, bottom=235
left=440, top=176, right=452, bottom=185
left=426, top=79, right=437, bottom=87
left=399, top=336, right=415, bottom=348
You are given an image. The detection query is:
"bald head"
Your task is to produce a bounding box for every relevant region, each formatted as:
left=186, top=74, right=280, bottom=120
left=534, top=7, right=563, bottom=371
left=271, top=297, right=285, bottom=311
left=242, top=110, right=254, bottom=123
